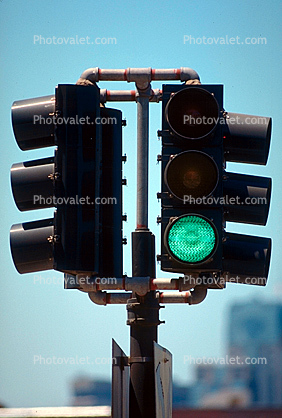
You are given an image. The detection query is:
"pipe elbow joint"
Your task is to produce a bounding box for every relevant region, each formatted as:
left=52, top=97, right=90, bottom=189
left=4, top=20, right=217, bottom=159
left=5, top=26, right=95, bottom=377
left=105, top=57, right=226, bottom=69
left=188, top=286, right=208, bottom=305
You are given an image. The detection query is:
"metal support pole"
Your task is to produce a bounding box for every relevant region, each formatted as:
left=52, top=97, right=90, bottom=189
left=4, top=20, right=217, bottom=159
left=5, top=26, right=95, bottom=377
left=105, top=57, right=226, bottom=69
left=128, top=231, right=159, bottom=418
left=136, top=85, right=151, bottom=229
left=127, top=82, right=159, bottom=417
left=128, top=291, right=160, bottom=417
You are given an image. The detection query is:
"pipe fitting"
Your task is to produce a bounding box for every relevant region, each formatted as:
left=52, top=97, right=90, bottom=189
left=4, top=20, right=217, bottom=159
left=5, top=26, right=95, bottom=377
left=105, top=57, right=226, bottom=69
left=158, top=286, right=207, bottom=305
left=79, top=67, right=99, bottom=83
left=125, top=276, right=150, bottom=296
left=180, top=67, right=200, bottom=82
left=88, top=291, right=132, bottom=306
left=127, top=67, right=152, bottom=89
left=188, top=286, right=208, bottom=304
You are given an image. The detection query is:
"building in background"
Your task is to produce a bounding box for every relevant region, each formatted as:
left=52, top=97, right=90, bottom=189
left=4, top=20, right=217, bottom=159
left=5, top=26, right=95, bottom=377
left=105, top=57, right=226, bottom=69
left=71, top=376, right=189, bottom=409
left=228, top=300, right=282, bottom=406
left=71, top=377, right=111, bottom=407
left=187, top=300, right=282, bottom=408
left=189, top=363, right=252, bottom=408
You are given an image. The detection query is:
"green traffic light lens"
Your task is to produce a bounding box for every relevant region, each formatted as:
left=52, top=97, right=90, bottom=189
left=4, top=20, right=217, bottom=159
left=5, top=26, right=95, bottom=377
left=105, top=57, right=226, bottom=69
left=165, top=215, right=217, bottom=264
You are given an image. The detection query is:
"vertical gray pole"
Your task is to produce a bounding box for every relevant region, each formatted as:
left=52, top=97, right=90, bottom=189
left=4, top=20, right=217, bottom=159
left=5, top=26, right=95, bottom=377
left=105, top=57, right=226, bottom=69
left=128, top=84, right=159, bottom=417
left=136, top=89, right=149, bottom=229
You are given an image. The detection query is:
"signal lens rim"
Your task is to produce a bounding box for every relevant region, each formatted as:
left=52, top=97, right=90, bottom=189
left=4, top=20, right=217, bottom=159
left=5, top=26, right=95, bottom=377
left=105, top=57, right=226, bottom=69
left=164, top=214, right=218, bottom=265
left=165, top=87, right=220, bottom=140
left=164, top=150, right=219, bottom=201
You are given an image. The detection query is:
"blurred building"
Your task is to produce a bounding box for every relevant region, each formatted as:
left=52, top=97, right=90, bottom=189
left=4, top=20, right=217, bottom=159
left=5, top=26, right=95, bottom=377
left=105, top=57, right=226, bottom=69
left=186, top=300, right=282, bottom=408
left=189, top=363, right=252, bottom=408
left=71, top=376, right=111, bottom=407
left=172, top=410, right=282, bottom=418
left=71, top=375, right=189, bottom=409
left=228, top=300, right=282, bottom=406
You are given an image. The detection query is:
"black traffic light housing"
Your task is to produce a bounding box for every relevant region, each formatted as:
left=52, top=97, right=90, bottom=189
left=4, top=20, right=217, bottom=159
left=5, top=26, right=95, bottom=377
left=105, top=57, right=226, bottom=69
left=10, top=84, right=124, bottom=279
left=158, top=83, right=271, bottom=287
left=159, top=84, right=225, bottom=280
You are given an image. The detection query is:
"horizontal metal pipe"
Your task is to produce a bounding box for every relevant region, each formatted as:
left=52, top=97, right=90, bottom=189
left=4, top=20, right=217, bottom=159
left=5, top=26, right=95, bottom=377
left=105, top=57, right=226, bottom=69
left=152, top=68, right=182, bottom=80
left=80, top=67, right=200, bottom=84
left=24, top=90, right=162, bottom=107
left=151, top=278, right=180, bottom=290
left=100, top=89, right=162, bottom=103
left=158, top=291, right=192, bottom=304
left=152, top=68, right=200, bottom=81
left=88, top=287, right=207, bottom=306
left=100, top=89, right=136, bottom=102
left=99, top=68, right=126, bottom=81
left=78, top=276, right=206, bottom=293
left=88, top=291, right=132, bottom=306
left=78, top=276, right=150, bottom=294
left=158, top=288, right=207, bottom=305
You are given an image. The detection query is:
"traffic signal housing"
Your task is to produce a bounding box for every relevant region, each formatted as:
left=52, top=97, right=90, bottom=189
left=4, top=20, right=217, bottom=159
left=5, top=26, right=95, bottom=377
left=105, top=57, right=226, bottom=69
left=10, top=84, right=123, bottom=279
left=158, top=83, right=271, bottom=286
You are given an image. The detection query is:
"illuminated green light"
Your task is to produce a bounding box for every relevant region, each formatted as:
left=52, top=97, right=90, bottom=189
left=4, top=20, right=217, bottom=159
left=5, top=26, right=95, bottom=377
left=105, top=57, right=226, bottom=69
left=166, top=215, right=217, bottom=264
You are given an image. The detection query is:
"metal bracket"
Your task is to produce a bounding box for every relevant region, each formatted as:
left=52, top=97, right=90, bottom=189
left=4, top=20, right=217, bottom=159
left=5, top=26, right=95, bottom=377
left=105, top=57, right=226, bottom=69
left=128, top=356, right=153, bottom=364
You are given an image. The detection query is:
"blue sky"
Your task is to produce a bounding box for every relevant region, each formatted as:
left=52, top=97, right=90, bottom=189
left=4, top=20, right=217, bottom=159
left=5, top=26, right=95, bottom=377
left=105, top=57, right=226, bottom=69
left=0, top=0, right=282, bottom=408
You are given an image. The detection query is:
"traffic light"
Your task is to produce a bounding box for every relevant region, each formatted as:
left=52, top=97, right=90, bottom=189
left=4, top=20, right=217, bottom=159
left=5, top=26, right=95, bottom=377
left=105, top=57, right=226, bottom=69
left=158, top=84, right=271, bottom=286
left=10, top=84, right=123, bottom=279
